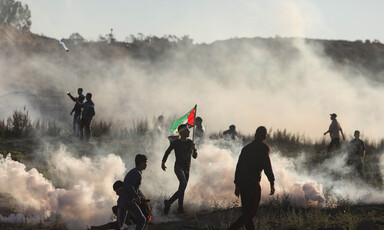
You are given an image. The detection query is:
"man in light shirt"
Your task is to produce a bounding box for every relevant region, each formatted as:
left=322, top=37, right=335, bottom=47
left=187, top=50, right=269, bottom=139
left=324, top=113, right=345, bottom=152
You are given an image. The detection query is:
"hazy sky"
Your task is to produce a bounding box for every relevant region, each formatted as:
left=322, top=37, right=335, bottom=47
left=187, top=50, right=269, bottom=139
left=19, top=0, right=383, bottom=43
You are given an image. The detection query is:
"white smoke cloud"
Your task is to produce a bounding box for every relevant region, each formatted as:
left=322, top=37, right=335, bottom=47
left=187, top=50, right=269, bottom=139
left=0, top=148, right=126, bottom=229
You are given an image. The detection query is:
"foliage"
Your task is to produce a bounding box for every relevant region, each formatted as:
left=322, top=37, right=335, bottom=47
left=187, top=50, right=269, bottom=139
left=68, top=32, right=85, bottom=44
left=0, top=0, right=31, bottom=30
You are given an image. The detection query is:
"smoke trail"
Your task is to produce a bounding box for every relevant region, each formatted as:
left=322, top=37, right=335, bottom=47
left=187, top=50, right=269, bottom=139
left=58, top=40, right=69, bottom=52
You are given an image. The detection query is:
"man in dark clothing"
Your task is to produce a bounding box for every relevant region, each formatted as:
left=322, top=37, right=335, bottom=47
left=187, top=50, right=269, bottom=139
left=79, top=93, right=95, bottom=142
left=70, top=96, right=85, bottom=137
left=118, top=154, right=147, bottom=230
left=162, top=124, right=197, bottom=215
left=223, top=125, right=238, bottom=140
left=324, top=113, right=345, bottom=152
left=228, top=126, right=275, bottom=230
left=67, top=88, right=85, bottom=136
left=346, top=130, right=365, bottom=177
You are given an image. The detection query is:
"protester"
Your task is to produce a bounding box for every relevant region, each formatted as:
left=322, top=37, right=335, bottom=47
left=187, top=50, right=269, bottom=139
left=228, top=126, right=275, bottom=230
left=79, top=93, right=95, bottom=142
left=194, top=117, right=205, bottom=139
left=324, top=113, right=345, bottom=152
left=346, top=130, right=365, bottom=177
left=162, top=124, right=198, bottom=215
left=69, top=96, right=84, bottom=137
left=67, top=88, right=85, bottom=136
left=117, top=154, right=148, bottom=230
left=223, top=125, right=238, bottom=140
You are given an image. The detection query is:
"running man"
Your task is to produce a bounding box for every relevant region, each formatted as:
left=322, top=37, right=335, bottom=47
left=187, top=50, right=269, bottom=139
left=162, top=124, right=197, bottom=215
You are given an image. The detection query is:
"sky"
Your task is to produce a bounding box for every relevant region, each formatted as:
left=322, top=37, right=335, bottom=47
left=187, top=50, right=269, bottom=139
left=18, top=0, right=383, bottom=44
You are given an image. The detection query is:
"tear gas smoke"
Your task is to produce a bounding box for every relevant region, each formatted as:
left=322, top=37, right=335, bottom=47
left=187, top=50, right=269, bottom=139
left=1, top=137, right=383, bottom=229
left=0, top=147, right=126, bottom=229
left=1, top=12, right=384, bottom=229
left=1, top=34, right=384, bottom=139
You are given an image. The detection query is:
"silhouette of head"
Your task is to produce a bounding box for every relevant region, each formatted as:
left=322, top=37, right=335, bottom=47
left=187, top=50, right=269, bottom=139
left=77, top=88, right=83, bottom=95
left=178, top=124, right=190, bottom=137
left=330, top=113, right=337, bottom=120
left=113, top=180, right=123, bottom=193
left=229, top=125, right=236, bottom=130
left=255, top=126, right=267, bottom=141
left=158, top=115, right=164, bottom=122
left=354, top=130, right=360, bottom=138
left=135, top=154, right=148, bottom=170
left=195, top=117, right=202, bottom=124
left=86, top=93, right=92, bottom=101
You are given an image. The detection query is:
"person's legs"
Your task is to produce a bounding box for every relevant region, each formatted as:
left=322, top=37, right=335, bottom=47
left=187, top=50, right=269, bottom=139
left=227, top=182, right=261, bottom=230
left=127, top=202, right=146, bottom=230
left=177, top=168, right=189, bottom=211
left=72, top=115, right=77, bottom=135
left=75, top=114, right=81, bottom=136
left=328, top=138, right=340, bottom=152
left=117, top=207, right=128, bottom=229
left=79, top=118, right=84, bottom=140
left=84, top=119, right=91, bottom=141
left=165, top=166, right=189, bottom=214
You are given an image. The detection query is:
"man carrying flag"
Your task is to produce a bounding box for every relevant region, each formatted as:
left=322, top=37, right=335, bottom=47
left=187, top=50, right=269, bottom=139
left=161, top=106, right=198, bottom=215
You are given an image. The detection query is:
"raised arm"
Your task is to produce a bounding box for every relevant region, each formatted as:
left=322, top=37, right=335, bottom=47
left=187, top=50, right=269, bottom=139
left=67, top=93, right=77, bottom=102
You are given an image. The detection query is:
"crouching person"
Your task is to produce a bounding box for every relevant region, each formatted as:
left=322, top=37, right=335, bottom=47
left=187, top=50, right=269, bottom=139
left=117, top=154, right=148, bottom=230
left=90, top=176, right=151, bottom=230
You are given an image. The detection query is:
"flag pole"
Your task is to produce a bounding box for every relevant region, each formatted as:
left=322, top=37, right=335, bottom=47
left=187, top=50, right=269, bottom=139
left=192, top=104, right=197, bottom=143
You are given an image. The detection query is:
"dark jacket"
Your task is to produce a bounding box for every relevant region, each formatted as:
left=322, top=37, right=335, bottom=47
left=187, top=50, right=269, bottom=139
left=234, top=140, right=275, bottom=185
left=81, top=100, right=95, bottom=120
left=162, top=139, right=197, bottom=169
left=118, top=168, right=142, bottom=207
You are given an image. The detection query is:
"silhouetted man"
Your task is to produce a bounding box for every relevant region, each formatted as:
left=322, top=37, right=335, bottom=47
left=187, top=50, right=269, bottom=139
left=162, top=124, right=197, bottom=215
left=79, top=93, right=95, bottom=142
left=346, top=130, right=365, bottom=177
left=223, top=125, right=238, bottom=140
left=118, top=154, right=148, bottom=230
left=228, top=126, right=275, bottom=230
left=67, top=88, right=85, bottom=136
left=324, top=113, right=345, bottom=152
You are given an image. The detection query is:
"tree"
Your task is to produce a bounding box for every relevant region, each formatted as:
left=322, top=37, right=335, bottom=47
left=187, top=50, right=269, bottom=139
left=0, top=0, right=31, bottom=30
left=68, top=32, right=85, bottom=44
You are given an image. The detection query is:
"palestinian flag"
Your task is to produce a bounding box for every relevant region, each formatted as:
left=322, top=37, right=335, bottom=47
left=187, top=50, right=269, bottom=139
left=170, top=105, right=196, bottom=135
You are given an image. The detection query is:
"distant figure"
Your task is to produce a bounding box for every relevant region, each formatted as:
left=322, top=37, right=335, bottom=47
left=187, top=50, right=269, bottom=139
left=223, top=125, right=238, bottom=140
left=162, top=124, right=198, bottom=215
left=69, top=96, right=85, bottom=137
left=346, top=130, right=365, bottom=177
left=117, top=154, right=148, bottom=230
left=155, top=115, right=165, bottom=132
left=79, top=93, right=95, bottom=142
left=67, top=88, right=85, bottom=136
left=228, top=126, right=275, bottom=230
left=194, top=116, right=205, bottom=139
left=324, top=113, right=345, bottom=152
